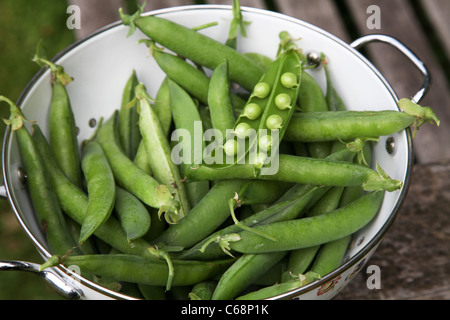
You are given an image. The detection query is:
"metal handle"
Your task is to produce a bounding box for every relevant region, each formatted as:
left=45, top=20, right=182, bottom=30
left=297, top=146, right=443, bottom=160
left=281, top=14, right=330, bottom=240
left=0, top=260, right=82, bottom=299
left=350, top=34, right=431, bottom=103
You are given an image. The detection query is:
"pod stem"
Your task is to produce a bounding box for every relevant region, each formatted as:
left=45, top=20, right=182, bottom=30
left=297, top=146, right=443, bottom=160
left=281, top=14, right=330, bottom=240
left=0, top=96, right=35, bottom=131
left=398, top=98, right=440, bottom=138
left=363, top=164, right=402, bottom=192
left=147, top=244, right=182, bottom=291
left=228, top=193, right=278, bottom=242
left=119, top=1, right=146, bottom=37
left=32, top=40, right=73, bottom=86
left=198, top=233, right=241, bottom=258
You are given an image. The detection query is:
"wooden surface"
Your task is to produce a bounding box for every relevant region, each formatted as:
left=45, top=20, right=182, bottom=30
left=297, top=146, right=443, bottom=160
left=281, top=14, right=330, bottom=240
left=47, top=0, right=450, bottom=300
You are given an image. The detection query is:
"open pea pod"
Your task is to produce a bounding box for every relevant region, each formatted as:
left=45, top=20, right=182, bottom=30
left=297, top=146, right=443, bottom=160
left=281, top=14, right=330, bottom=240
left=202, top=49, right=303, bottom=175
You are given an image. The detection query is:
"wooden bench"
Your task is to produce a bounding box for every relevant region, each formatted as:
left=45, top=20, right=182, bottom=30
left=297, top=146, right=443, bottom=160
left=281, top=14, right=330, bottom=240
left=68, top=0, right=450, bottom=300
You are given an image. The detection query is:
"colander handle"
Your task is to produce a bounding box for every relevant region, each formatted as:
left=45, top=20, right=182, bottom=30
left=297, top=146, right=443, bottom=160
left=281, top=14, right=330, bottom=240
left=0, top=260, right=82, bottom=299
left=350, top=34, right=431, bottom=103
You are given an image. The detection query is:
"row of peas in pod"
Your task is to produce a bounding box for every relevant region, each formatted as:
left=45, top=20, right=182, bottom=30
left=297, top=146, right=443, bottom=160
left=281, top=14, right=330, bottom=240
left=2, top=0, right=440, bottom=300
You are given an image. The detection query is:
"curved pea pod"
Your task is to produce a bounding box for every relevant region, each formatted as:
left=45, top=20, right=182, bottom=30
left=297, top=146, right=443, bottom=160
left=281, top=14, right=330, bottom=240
left=118, top=70, right=140, bottom=159
left=149, top=42, right=246, bottom=110
left=120, top=5, right=264, bottom=92
left=33, top=44, right=82, bottom=188
left=285, top=100, right=440, bottom=142
left=31, top=124, right=154, bottom=257
left=203, top=49, right=302, bottom=173
left=41, top=254, right=234, bottom=288
left=153, top=77, right=173, bottom=137
left=298, top=72, right=332, bottom=159
left=134, top=83, right=190, bottom=222
left=229, top=191, right=385, bottom=254
left=235, top=272, right=321, bottom=300
left=208, top=59, right=236, bottom=138
left=168, top=79, right=210, bottom=208
left=189, top=281, right=217, bottom=300
left=153, top=180, right=247, bottom=249
left=212, top=252, right=287, bottom=300
left=1, top=96, right=77, bottom=255
left=79, top=141, right=116, bottom=244
left=115, top=186, right=151, bottom=243
left=96, top=111, right=181, bottom=224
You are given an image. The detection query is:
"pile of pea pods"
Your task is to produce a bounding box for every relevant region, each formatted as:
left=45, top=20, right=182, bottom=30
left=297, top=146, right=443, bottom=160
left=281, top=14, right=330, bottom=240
left=2, top=2, right=440, bottom=300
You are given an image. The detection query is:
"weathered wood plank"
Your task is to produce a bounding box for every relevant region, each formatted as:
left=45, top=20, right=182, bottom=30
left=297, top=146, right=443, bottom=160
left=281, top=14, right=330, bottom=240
left=345, top=0, right=450, bottom=165
left=68, top=0, right=124, bottom=38
left=276, top=0, right=350, bottom=42
left=420, top=0, right=450, bottom=59
left=335, top=162, right=450, bottom=300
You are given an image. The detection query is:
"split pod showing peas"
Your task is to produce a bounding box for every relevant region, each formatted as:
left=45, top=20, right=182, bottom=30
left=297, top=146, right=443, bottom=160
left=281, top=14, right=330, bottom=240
left=202, top=49, right=302, bottom=173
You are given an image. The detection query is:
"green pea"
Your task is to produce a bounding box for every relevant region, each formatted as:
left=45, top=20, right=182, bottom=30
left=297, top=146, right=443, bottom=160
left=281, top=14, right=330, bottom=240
left=234, top=122, right=252, bottom=139
left=275, top=93, right=292, bottom=110
left=258, top=135, right=273, bottom=152
left=242, top=103, right=262, bottom=120
left=281, top=72, right=298, bottom=88
left=224, top=139, right=238, bottom=156
left=266, top=114, right=283, bottom=130
left=253, top=82, right=271, bottom=98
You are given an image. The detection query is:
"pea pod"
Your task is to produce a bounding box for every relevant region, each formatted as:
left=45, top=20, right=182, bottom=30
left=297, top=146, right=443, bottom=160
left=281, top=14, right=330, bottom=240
left=153, top=180, right=247, bottom=249
left=120, top=5, right=264, bottom=91
left=187, top=153, right=403, bottom=192
left=208, top=59, right=236, bottom=137
left=118, top=70, right=140, bottom=159
left=285, top=100, right=440, bottom=142
left=229, top=191, right=385, bottom=254
left=79, top=141, right=116, bottom=244
left=41, top=254, right=234, bottom=288
left=1, top=96, right=77, bottom=255
left=115, top=186, right=151, bottom=243
left=212, top=252, right=287, bottom=300
left=134, top=83, right=190, bottom=222
left=149, top=42, right=246, bottom=110
left=31, top=124, right=154, bottom=257
left=96, top=111, right=180, bottom=225
left=32, top=42, right=82, bottom=187
left=168, top=79, right=210, bottom=208
left=298, top=71, right=331, bottom=159
left=235, top=272, right=321, bottom=300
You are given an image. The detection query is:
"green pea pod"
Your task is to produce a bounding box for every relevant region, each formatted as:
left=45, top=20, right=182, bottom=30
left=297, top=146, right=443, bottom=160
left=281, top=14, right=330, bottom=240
left=154, top=180, right=247, bottom=249
left=189, top=281, right=217, bottom=300
left=236, top=271, right=321, bottom=300
left=115, top=186, right=151, bottom=243
left=133, top=142, right=152, bottom=175
left=32, top=42, right=82, bottom=188
left=153, top=77, right=173, bottom=137
left=96, top=111, right=180, bottom=226
left=208, top=59, right=236, bottom=138
left=134, top=83, right=190, bottom=222
left=1, top=96, right=77, bottom=255
left=79, top=141, right=116, bottom=244
left=120, top=5, right=264, bottom=91
left=118, top=70, right=140, bottom=159
left=309, top=235, right=351, bottom=277
left=149, top=42, right=246, bottom=110
left=229, top=191, right=385, bottom=254
left=285, top=103, right=440, bottom=142
left=31, top=124, right=154, bottom=257
left=212, top=252, right=287, bottom=300
left=168, top=79, right=210, bottom=208
left=41, top=254, right=234, bottom=288
left=298, top=72, right=332, bottom=159
left=187, top=153, right=403, bottom=192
